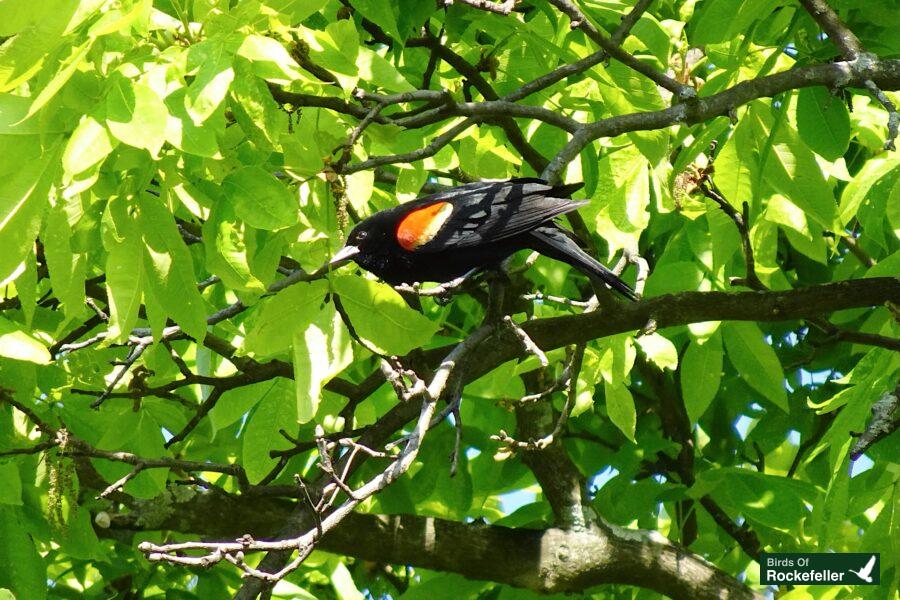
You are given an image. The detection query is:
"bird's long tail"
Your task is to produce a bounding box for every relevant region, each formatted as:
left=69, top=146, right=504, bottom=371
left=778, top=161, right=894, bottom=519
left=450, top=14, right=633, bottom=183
left=528, top=225, right=638, bottom=301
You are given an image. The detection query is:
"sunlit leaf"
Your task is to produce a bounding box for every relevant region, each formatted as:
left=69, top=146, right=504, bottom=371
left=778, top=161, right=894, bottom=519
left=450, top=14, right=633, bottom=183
left=332, top=276, right=440, bottom=355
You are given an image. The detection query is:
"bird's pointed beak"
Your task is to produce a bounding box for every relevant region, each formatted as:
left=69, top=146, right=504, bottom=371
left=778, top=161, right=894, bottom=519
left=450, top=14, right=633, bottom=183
left=329, top=245, right=360, bottom=266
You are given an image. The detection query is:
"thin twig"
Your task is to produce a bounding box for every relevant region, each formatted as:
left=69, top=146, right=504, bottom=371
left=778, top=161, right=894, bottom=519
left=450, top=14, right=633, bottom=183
left=164, top=388, right=225, bottom=448
left=840, top=234, right=876, bottom=268
left=503, top=315, right=548, bottom=367
left=98, top=464, right=145, bottom=499
left=0, top=389, right=250, bottom=491
left=446, top=0, right=518, bottom=15
left=698, top=180, right=764, bottom=291
left=546, top=0, right=695, bottom=100
left=85, top=298, right=108, bottom=321
left=139, top=325, right=493, bottom=583
left=522, top=293, right=593, bottom=309
left=393, top=268, right=481, bottom=303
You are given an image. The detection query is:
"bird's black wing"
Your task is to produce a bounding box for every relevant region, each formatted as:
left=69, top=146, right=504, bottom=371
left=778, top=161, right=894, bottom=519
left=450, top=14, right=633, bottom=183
left=414, top=179, right=585, bottom=252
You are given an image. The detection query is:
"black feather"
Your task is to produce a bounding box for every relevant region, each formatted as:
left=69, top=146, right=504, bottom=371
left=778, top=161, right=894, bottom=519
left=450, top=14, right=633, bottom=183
left=527, top=225, right=638, bottom=301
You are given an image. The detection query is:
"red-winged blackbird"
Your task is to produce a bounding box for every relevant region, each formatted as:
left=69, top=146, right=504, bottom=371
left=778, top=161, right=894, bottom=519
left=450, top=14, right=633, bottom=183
left=330, top=178, right=637, bottom=301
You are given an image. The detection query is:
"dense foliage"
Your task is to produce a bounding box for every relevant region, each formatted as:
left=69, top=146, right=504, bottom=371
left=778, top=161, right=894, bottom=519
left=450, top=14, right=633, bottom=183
left=0, top=0, right=898, bottom=598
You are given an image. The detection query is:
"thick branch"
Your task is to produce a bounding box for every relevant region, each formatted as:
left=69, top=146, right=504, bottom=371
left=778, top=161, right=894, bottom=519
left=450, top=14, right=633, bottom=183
left=476, top=279, right=899, bottom=378
left=850, top=385, right=900, bottom=460
left=110, top=503, right=760, bottom=599
left=515, top=372, right=592, bottom=530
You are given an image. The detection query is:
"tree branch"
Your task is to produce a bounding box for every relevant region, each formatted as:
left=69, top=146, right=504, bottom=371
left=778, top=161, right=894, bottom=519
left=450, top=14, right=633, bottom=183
left=542, top=58, right=900, bottom=183
left=797, top=0, right=864, bottom=59
left=511, top=364, right=592, bottom=530
left=850, top=385, right=900, bottom=460
left=797, top=0, right=898, bottom=148
left=109, top=504, right=761, bottom=600
left=546, top=0, right=695, bottom=100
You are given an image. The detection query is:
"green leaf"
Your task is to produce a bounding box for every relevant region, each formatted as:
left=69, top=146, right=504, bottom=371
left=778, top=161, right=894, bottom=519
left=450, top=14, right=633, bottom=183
left=631, top=13, right=671, bottom=65
left=55, top=507, right=102, bottom=560
left=0, top=0, right=82, bottom=37
left=139, top=195, right=207, bottom=341
left=281, top=115, right=325, bottom=179
left=571, top=348, right=601, bottom=418
left=356, top=47, right=413, bottom=93
left=604, top=380, right=636, bottom=442
left=229, top=60, right=284, bottom=149
left=209, top=381, right=268, bottom=433
left=245, top=280, right=330, bottom=355
left=236, top=34, right=306, bottom=84
left=692, top=468, right=815, bottom=532
left=796, top=86, right=851, bottom=161
left=396, top=573, right=487, bottom=600
left=105, top=75, right=168, bottom=157
left=242, top=378, right=296, bottom=483
left=16, top=251, right=37, bottom=329
left=0, top=94, right=65, bottom=135
left=43, top=203, right=86, bottom=319
left=0, top=139, right=58, bottom=286
left=749, top=106, right=837, bottom=229
left=302, top=20, right=359, bottom=89
left=222, top=166, right=298, bottom=231
left=681, top=331, right=723, bottom=423
left=332, top=276, right=440, bottom=355
left=349, top=0, right=401, bottom=41
left=597, top=62, right=667, bottom=163
left=0, top=506, right=45, bottom=600
left=0, top=463, right=21, bottom=505
left=635, top=333, right=678, bottom=371
left=689, top=0, right=738, bottom=45
left=164, top=88, right=222, bottom=158
left=643, top=261, right=704, bottom=297
left=706, top=198, right=742, bottom=272
left=0, top=27, right=61, bottom=92
left=598, top=334, right=636, bottom=384
left=120, top=412, right=169, bottom=498
left=817, top=456, right=850, bottom=550
left=690, top=0, right=779, bottom=45
left=62, top=115, right=114, bottom=178
left=266, top=0, right=329, bottom=24
left=202, top=201, right=265, bottom=293
left=0, top=317, right=50, bottom=364
left=328, top=557, right=365, bottom=600
left=722, top=321, right=787, bottom=411
left=185, top=36, right=235, bottom=125
left=715, top=117, right=756, bottom=209
left=838, top=156, right=900, bottom=227
left=292, top=302, right=352, bottom=423
left=584, top=146, right=650, bottom=254
left=766, top=194, right=826, bottom=263
left=345, top=170, right=374, bottom=216
left=25, top=39, right=92, bottom=118
left=102, top=197, right=144, bottom=343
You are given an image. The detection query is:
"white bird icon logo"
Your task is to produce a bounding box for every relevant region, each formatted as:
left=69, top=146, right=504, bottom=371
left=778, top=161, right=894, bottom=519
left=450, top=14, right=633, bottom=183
left=848, top=555, right=877, bottom=583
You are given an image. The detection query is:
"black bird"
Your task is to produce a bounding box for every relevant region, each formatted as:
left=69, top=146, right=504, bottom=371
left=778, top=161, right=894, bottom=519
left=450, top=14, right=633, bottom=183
left=329, top=178, right=637, bottom=301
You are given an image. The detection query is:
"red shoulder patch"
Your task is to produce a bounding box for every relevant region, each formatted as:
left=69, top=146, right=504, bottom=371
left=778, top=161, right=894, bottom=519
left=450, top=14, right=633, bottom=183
left=396, top=202, right=454, bottom=251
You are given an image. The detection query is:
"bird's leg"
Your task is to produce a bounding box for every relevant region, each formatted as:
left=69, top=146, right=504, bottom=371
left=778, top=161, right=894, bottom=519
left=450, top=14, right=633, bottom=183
left=484, top=272, right=508, bottom=324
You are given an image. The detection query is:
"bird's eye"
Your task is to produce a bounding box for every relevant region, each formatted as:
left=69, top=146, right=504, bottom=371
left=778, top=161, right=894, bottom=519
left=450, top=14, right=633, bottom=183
left=356, top=231, right=368, bottom=241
